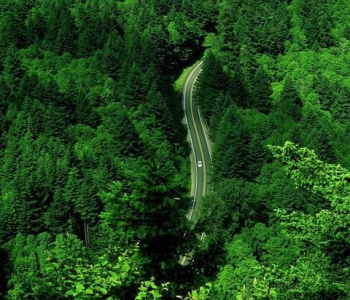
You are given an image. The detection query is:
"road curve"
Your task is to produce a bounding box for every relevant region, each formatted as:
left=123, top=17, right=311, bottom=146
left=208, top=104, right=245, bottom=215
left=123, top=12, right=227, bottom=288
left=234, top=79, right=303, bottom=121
left=183, top=61, right=211, bottom=221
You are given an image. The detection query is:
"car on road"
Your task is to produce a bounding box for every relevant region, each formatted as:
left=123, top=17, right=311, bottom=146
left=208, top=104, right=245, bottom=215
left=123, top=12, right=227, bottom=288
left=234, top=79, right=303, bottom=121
left=198, top=161, right=202, bottom=168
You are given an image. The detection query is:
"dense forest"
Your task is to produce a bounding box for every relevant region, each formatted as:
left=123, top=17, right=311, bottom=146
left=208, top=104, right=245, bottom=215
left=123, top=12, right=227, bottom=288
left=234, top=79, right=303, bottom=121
left=1, top=0, right=350, bottom=299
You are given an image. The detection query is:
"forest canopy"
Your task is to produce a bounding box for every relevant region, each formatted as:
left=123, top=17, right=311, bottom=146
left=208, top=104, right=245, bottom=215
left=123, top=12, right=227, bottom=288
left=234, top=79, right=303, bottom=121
left=1, top=0, right=350, bottom=299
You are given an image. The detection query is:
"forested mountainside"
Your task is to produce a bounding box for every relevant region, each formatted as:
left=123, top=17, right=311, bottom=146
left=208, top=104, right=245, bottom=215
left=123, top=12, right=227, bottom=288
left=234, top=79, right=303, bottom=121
left=1, top=0, right=350, bottom=299
left=195, top=0, right=350, bottom=299
left=0, top=0, right=216, bottom=298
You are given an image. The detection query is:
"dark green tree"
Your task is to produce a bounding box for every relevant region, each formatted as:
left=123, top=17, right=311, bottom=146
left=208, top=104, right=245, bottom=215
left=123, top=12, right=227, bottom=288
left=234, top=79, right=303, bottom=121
left=250, top=66, right=272, bottom=113
left=100, top=30, right=123, bottom=80
left=228, top=67, right=250, bottom=109
left=276, top=76, right=303, bottom=122
left=330, top=85, right=350, bottom=124
left=97, top=103, right=145, bottom=158
left=119, top=62, right=149, bottom=109
left=25, top=7, right=46, bottom=45
left=146, top=83, right=175, bottom=141
left=297, top=0, right=336, bottom=49
left=209, top=92, right=230, bottom=141
left=212, top=104, right=251, bottom=182
left=195, top=51, right=229, bottom=121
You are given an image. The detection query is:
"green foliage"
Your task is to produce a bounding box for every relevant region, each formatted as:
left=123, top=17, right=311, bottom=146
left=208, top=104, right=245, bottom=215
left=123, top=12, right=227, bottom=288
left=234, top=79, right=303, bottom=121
left=195, top=51, right=229, bottom=121
left=250, top=66, right=272, bottom=113
left=268, top=141, right=350, bottom=204
left=275, top=76, right=303, bottom=122
left=136, top=278, right=169, bottom=300
left=235, top=277, right=278, bottom=300
left=44, top=235, right=140, bottom=299
left=197, top=178, right=263, bottom=244
left=212, top=104, right=251, bottom=182
left=292, top=0, right=336, bottom=49
left=0, top=0, right=215, bottom=297
left=97, top=102, right=145, bottom=158
left=268, top=141, right=350, bottom=298
left=4, top=233, right=51, bottom=299
left=199, top=2, right=350, bottom=298
left=173, top=64, right=194, bottom=93
left=177, top=283, right=212, bottom=300
left=3, top=0, right=350, bottom=298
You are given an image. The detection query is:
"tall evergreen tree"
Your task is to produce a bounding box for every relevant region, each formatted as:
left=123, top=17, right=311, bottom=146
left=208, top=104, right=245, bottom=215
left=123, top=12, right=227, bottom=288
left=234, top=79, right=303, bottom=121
left=296, top=0, right=336, bottom=49
left=209, top=92, right=230, bottom=141
left=119, top=62, right=148, bottom=109
left=250, top=66, right=272, bottom=113
left=97, top=103, right=145, bottom=158
left=146, top=83, right=175, bottom=141
left=330, top=85, right=350, bottom=124
left=276, top=76, right=303, bottom=122
left=195, top=51, right=229, bottom=121
left=212, top=104, right=251, bottom=182
left=228, top=67, right=249, bottom=109
left=100, top=31, right=123, bottom=80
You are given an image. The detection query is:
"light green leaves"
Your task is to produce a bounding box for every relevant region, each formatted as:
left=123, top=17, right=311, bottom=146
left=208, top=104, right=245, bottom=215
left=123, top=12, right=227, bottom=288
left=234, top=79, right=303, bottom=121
left=268, top=141, right=350, bottom=208
left=135, top=277, right=169, bottom=300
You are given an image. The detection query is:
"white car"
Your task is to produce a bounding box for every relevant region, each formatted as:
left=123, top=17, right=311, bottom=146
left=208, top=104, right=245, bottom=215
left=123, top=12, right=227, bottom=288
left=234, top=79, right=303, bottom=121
left=198, top=161, right=202, bottom=168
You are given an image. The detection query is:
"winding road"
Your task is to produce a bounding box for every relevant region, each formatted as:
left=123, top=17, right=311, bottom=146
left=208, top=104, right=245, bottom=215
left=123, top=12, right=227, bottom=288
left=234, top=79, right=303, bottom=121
left=179, top=61, right=211, bottom=265
left=183, top=61, right=211, bottom=223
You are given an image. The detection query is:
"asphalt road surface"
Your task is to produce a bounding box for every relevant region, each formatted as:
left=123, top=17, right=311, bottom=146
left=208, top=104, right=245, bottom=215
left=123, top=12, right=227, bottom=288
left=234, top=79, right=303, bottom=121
left=183, top=61, right=211, bottom=221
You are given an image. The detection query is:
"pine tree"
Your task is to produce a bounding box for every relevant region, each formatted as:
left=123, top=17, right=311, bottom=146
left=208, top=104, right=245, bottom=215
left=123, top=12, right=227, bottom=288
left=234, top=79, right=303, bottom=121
left=195, top=51, right=229, bottom=120
left=215, top=0, right=242, bottom=67
left=74, top=171, right=100, bottom=245
left=276, top=76, right=303, bottom=122
left=224, top=123, right=251, bottom=180
left=61, top=167, right=82, bottom=236
left=25, top=7, right=46, bottom=45
left=119, top=62, right=148, bottom=109
left=101, top=31, right=123, bottom=80
left=97, top=103, right=145, bottom=158
left=43, top=103, right=68, bottom=139
left=44, top=1, right=62, bottom=52
left=250, top=66, right=272, bottom=114
left=209, top=92, right=230, bottom=141
left=146, top=84, right=175, bottom=141
left=246, top=134, right=269, bottom=181
left=315, top=76, right=337, bottom=111
left=13, top=154, right=43, bottom=234
left=2, top=45, right=25, bottom=101
left=212, top=104, right=251, bottom=182
left=297, top=0, right=336, bottom=49
left=17, top=72, right=39, bottom=103
left=44, top=187, right=72, bottom=235
left=0, top=0, right=31, bottom=48
left=228, top=67, right=249, bottom=109
left=330, top=85, right=350, bottom=124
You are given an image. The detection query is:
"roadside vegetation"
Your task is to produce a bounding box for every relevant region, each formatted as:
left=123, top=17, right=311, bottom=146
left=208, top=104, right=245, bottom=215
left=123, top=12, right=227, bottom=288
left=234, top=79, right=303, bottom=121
left=1, top=0, right=350, bottom=299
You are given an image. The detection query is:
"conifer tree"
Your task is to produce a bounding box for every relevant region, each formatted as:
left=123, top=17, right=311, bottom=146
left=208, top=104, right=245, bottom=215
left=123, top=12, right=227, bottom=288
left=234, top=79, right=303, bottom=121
left=25, top=7, right=46, bottom=45
left=2, top=45, right=25, bottom=99
left=212, top=104, right=251, bottom=182
left=119, top=62, right=148, bottom=109
left=276, top=76, right=302, bottom=122
left=228, top=67, right=249, bottom=109
left=250, top=66, right=272, bottom=114
left=195, top=51, right=229, bottom=120
left=209, top=92, right=230, bottom=141
left=101, top=31, right=123, bottom=80
left=315, top=76, right=337, bottom=111
left=330, top=85, right=350, bottom=124
left=297, top=0, right=336, bottom=49
left=146, top=84, right=175, bottom=141
left=97, top=103, right=145, bottom=158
